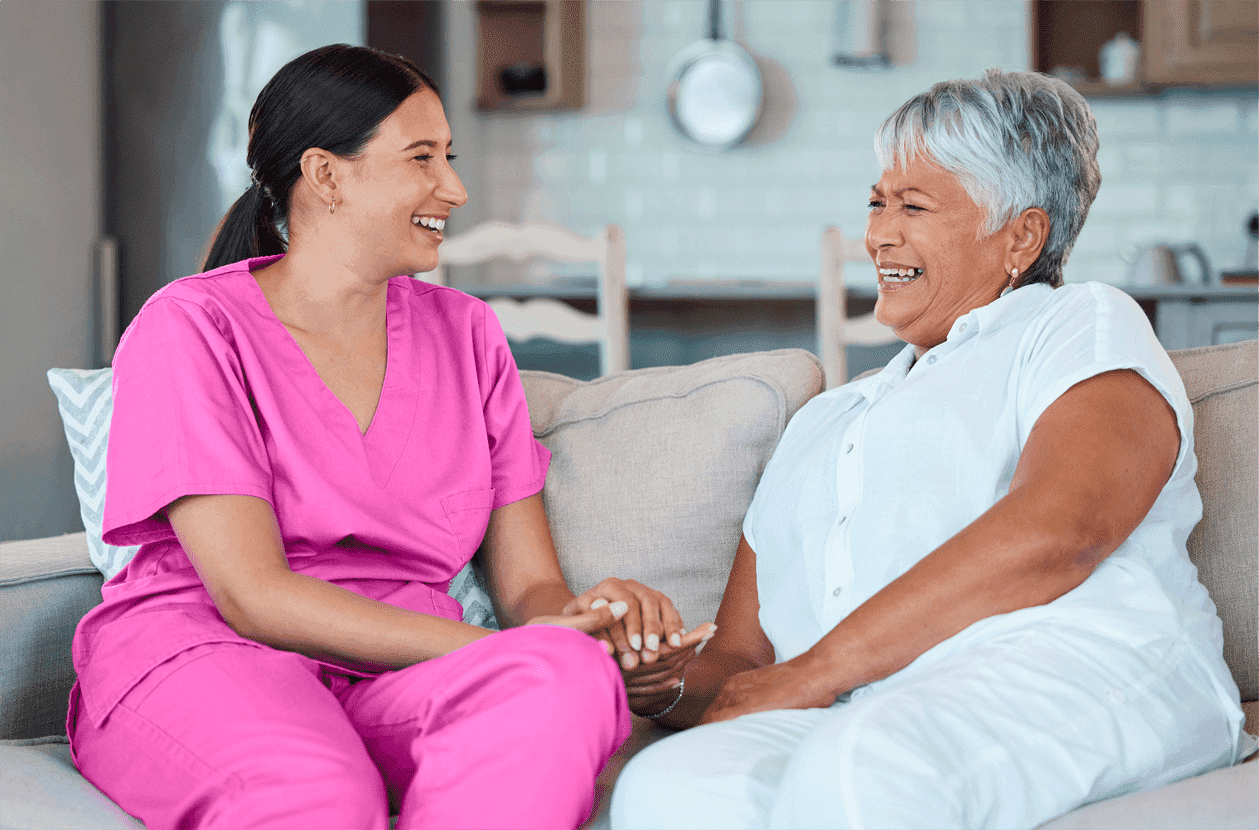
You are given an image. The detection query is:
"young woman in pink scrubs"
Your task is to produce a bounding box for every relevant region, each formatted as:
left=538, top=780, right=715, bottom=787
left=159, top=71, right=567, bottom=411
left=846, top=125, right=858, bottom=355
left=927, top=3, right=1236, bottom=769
left=68, top=44, right=713, bottom=830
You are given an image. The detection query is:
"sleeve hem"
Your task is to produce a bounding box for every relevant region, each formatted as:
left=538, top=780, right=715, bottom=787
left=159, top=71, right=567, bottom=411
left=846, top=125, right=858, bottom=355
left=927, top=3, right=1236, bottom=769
left=103, top=481, right=274, bottom=546
left=1023, top=360, right=1193, bottom=472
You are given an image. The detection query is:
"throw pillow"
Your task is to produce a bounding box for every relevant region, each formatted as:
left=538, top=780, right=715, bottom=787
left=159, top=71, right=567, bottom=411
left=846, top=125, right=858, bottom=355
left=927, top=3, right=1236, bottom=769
left=46, top=368, right=138, bottom=580
left=519, top=349, right=823, bottom=630
left=45, top=367, right=497, bottom=628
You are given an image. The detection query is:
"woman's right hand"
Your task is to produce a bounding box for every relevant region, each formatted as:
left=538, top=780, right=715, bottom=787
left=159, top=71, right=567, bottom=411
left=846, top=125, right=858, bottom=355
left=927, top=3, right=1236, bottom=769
left=561, top=578, right=702, bottom=671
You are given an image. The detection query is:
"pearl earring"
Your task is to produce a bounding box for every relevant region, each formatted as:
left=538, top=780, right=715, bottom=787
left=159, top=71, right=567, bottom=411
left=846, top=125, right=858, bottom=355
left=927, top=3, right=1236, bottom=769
left=1000, top=268, right=1019, bottom=297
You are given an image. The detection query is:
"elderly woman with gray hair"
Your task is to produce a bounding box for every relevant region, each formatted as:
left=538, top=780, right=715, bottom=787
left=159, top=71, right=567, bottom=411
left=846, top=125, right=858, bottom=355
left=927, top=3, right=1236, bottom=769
left=610, top=68, right=1255, bottom=830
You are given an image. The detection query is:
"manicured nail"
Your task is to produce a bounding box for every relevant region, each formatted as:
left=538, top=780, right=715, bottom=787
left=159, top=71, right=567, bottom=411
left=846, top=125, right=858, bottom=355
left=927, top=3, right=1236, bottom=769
left=621, top=652, right=636, bottom=669
left=670, top=633, right=682, bottom=648
left=630, top=634, right=642, bottom=651
left=670, top=679, right=682, bottom=688
left=695, top=640, right=708, bottom=655
left=590, top=598, right=608, bottom=609
left=645, top=634, right=659, bottom=652
left=609, top=601, right=628, bottom=618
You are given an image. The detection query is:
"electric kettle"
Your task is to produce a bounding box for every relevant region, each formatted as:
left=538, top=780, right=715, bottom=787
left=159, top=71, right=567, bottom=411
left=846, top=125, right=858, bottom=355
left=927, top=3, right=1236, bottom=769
left=1128, top=243, right=1213, bottom=286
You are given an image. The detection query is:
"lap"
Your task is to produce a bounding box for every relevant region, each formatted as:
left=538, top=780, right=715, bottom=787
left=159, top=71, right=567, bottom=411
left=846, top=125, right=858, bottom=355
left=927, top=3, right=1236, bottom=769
left=616, top=624, right=1236, bottom=830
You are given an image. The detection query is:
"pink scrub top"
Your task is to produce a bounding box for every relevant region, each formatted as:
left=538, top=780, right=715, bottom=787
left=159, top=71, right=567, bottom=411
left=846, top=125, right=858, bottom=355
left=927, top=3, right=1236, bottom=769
left=72, top=255, right=550, bottom=728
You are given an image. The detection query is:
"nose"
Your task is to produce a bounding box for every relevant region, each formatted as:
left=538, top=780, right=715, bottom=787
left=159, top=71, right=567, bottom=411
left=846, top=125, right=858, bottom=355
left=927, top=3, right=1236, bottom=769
left=865, top=204, right=901, bottom=257
left=438, top=161, right=468, bottom=209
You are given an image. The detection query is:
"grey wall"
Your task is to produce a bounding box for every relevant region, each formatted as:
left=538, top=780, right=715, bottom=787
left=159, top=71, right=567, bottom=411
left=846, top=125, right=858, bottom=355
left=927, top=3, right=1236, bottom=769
left=106, top=0, right=365, bottom=327
left=0, top=0, right=363, bottom=543
left=0, top=1, right=100, bottom=542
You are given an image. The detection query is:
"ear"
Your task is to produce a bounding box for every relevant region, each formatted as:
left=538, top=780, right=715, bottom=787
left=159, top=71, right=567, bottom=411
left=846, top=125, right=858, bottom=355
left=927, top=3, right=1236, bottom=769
left=1006, top=207, right=1050, bottom=277
left=296, top=148, right=340, bottom=212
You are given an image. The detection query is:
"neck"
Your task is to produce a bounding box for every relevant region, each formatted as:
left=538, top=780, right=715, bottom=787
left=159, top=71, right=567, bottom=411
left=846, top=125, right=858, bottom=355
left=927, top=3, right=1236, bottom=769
left=252, top=244, right=390, bottom=339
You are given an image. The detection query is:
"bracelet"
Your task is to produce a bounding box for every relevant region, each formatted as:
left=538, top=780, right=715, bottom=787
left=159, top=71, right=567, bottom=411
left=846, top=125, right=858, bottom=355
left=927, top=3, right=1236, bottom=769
left=643, top=678, right=685, bottom=719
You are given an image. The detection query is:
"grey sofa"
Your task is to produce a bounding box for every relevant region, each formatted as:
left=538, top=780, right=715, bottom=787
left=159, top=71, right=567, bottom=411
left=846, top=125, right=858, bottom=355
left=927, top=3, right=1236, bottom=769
left=2, top=343, right=1255, bottom=829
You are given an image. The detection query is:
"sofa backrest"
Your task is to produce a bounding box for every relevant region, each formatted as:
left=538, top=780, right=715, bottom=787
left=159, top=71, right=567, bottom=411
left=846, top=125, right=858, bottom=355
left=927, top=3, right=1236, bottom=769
left=1169, top=339, right=1259, bottom=703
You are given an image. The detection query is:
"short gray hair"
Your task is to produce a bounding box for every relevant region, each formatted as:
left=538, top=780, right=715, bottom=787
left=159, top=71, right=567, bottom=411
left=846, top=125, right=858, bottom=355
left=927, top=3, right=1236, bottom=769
left=873, top=68, right=1101, bottom=288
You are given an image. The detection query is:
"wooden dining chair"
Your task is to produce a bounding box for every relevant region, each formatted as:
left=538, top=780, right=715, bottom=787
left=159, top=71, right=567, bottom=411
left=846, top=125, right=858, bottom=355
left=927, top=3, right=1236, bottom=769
left=819, top=226, right=899, bottom=388
left=426, top=221, right=630, bottom=377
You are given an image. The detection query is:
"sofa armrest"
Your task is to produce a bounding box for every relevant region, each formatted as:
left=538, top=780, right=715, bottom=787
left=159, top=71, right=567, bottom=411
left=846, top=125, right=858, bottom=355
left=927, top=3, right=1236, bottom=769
left=0, top=533, right=102, bottom=740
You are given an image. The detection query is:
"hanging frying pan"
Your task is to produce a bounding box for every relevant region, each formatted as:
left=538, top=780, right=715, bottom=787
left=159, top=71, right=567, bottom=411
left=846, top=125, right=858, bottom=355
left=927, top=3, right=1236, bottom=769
left=666, top=0, right=763, bottom=151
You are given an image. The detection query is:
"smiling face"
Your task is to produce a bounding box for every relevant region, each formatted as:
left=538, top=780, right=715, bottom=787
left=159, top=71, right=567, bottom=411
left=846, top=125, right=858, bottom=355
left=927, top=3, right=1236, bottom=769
left=337, top=88, right=467, bottom=276
left=866, top=154, right=1012, bottom=355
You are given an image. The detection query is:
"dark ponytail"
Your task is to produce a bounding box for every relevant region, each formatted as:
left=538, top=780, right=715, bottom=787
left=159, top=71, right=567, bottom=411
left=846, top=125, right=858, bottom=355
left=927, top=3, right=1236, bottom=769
left=203, top=44, right=438, bottom=272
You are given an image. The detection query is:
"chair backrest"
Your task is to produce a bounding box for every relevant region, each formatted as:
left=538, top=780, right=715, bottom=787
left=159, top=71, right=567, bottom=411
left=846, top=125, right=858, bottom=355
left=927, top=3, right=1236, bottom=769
left=820, top=226, right=899, bottom=389
left=427, top=221, right=629, bottom=377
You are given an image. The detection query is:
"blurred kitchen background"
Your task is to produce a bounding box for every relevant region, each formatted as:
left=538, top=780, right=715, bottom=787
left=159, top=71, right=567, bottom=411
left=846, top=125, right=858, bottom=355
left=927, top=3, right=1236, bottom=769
left=3, top=0, right=1257, bottom=541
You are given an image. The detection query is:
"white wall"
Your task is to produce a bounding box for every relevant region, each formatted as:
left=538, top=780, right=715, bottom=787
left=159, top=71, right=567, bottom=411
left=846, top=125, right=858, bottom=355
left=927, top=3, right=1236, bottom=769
left=445, top=0, right=1259, bottom=289
left=0, top=1, right=100, bottom=541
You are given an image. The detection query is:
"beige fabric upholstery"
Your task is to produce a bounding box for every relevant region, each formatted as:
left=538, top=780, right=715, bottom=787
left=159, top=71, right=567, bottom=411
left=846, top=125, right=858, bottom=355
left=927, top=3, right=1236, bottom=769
left=1168, top=340, right=1258, bottom=702
left=521, top=349, right=824, bottom=630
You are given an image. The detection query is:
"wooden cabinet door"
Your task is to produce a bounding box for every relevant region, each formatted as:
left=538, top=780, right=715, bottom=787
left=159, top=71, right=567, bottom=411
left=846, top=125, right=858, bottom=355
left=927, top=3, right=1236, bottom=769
left=1145, top=0, right=1259, bottom=84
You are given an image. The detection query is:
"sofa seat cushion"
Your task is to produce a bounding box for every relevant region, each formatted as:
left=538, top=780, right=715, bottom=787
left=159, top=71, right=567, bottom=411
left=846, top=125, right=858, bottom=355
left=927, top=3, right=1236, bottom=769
left=1036, top=759, right=1258, bottom=829
left=520, top=349, right=823, bottom=629
left=0, top=738, right=141, bottom=829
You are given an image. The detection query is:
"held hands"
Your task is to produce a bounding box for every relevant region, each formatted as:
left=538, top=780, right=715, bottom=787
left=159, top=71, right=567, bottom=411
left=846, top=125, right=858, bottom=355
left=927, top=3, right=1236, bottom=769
left=561, top=578, right=716, bottom=715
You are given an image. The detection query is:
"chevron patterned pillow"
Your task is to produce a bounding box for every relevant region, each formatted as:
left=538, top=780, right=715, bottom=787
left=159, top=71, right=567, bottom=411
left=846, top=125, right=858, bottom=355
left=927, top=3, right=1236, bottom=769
left=45, top=367, right=497, bottom=626
left=46, top=367, right=139, bottom=579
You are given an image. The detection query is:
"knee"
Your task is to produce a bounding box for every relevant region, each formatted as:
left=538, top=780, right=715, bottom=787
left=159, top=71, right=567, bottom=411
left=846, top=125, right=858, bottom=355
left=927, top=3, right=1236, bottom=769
left=499, top=625, right=625, bottom=706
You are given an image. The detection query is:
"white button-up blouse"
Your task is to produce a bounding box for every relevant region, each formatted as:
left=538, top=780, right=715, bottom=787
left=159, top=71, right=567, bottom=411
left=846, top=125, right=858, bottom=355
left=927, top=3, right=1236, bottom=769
left=743, top=282, right=1238, bottom=708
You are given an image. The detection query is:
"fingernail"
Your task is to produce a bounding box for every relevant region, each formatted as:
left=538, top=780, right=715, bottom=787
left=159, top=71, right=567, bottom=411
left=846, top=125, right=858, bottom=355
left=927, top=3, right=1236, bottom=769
left=630, top=634, right=642, bottom=651
left=645, top=634, right=659, bottom=651
left=590, top=598, right=608, bottom=609
left=621, top=652, right=636, bottom=669
left=670, top=679, right=682, bottom=688
left=695, top=640, right=707, bottom=655
left=609, top=601, right=628, bottom=618
left=670, top=633, right=682, bottom=648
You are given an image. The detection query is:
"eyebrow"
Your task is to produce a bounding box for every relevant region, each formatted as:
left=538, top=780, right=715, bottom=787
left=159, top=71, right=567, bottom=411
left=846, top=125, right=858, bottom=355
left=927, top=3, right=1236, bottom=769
left=869, top=184, right=934, bottom=198
left=401, top=138, right=452, bottom=152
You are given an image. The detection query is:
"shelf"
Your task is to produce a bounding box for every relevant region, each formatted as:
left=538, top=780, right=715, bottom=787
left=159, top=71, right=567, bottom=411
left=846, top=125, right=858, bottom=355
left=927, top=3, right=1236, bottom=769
left=475, top=0, right=585, bottom=112
left=1031, top=1, right=1258, bottom=96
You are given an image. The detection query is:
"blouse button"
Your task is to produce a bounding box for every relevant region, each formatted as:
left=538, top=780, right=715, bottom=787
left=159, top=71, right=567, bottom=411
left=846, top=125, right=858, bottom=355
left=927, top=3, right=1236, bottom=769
left=959, top=322, right=968, bottom=332
left=833, top=586, right=842, bottom=597
left=845, top=443, right=854, bottom=454
left=927, top=355, right=938, bottom=365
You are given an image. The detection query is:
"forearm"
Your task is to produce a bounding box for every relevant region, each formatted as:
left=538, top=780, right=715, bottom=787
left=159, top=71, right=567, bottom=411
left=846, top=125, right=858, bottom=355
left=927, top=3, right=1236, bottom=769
left=803, top=488, right=1103, bottom=698
left=228, top=570, right=492, bottom=671
left=496, top=578, right=576, bottom=628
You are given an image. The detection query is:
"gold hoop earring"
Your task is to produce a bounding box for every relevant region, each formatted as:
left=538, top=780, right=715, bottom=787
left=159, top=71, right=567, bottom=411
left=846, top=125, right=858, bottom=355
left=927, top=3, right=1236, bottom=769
left=1000, top=268, right=1019, bottom=298
left=329, top=197, right=335, bottom=215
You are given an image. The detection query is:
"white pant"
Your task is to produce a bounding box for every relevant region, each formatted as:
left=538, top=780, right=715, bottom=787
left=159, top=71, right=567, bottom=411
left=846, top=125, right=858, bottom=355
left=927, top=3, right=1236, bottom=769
left=611, top=623, right=1249, bottom=830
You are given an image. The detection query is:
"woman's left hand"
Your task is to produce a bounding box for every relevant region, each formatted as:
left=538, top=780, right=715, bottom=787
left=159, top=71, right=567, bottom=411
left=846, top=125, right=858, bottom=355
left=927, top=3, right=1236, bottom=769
left=562, top=577, right=690, bottom=671
left=699, top=655, right=838, bottom=725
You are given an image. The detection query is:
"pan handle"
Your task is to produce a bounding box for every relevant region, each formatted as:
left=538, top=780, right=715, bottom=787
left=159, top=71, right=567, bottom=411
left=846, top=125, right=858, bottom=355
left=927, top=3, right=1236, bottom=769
left=708, top=0, right=721, bottom=41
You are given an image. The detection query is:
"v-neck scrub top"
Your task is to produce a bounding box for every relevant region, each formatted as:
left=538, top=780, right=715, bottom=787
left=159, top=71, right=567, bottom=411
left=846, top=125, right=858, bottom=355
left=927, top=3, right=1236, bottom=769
left=72, top=255, right=550, bottom=728
left=742, top=282, right=1248, bottom=743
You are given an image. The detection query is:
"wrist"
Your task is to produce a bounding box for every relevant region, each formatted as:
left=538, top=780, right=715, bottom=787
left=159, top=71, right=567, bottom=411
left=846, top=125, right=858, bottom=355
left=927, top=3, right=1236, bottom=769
left=639, top=679, right=685, bottom=719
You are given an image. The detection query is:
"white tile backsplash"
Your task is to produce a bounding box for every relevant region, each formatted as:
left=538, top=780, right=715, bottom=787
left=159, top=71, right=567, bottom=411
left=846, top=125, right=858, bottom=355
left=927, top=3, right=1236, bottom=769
left=451, top=0, right=1258, bottom=287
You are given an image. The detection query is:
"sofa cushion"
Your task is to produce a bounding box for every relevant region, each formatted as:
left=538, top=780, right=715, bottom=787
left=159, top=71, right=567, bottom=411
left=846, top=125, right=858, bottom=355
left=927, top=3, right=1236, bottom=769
left=0, top=737, right=142, bottom=829
left=1168, top=340, right=1258, bottom=702
left=46, top=368, right=140, bottom=580
left=1036, top=756, right=1258, bottom=829
left=520, top=349, right=823, bottom=630
left=0, top=533, right=101, bottom=740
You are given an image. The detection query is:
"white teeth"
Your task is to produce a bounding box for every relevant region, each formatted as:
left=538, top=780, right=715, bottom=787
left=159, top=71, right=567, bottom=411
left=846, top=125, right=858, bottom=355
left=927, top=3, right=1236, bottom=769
left=413, top=216, right=446, bottom=231
left=879, top=267, right=923, bottom=284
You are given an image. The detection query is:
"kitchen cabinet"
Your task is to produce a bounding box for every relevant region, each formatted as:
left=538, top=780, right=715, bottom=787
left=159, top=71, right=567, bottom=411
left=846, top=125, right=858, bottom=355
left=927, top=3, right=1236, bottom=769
left=474, top=0, right=585, bottom=111
left=1032, top=0, right=1258, bottom=94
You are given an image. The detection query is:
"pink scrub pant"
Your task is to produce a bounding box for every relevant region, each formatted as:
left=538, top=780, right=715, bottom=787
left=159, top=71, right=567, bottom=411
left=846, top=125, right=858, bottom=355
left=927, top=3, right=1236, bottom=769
left=69, top=625, right=631, bottom=830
